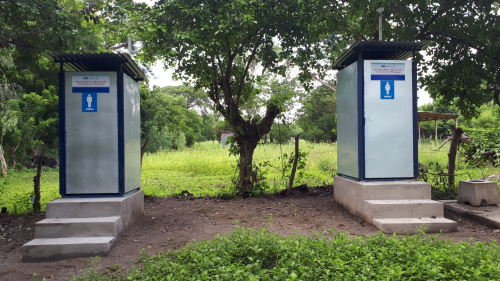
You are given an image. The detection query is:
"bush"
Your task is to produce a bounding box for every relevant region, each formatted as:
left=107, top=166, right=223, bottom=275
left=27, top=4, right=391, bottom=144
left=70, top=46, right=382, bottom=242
left=316, top=156, right=335, bottom=173
left=76, top=227, right=500, bottom=280
left=461, top=127, right=500, bottom=167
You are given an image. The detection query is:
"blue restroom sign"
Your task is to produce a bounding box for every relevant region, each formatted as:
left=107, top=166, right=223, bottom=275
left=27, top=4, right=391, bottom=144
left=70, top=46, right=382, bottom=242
left=82, top=93, right=97, bottom=112
left=380, top=80, right=394, bottom=99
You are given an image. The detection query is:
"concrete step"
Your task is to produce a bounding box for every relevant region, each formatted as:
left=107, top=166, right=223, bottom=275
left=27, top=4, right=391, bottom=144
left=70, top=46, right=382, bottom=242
left=361, top=181, right=431, bottom=200
left=365, top=199, right=444, bottom=219
left=373, top=217, right=458, bottom=234
left=35, top=216, right=122, bottom=238
left=22, top=237, right=115, bottom=263
left=46, top=198, right=125, bottom=218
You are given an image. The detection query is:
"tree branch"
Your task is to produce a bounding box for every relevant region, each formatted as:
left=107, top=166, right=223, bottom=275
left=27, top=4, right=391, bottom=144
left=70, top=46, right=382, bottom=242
left=235, top=33, right=263, bottom=105
left=232, top=28, right=262, bottom=57
left=421, top=32, right=500, bottom=65
left=107, top=42, right=129, bottom=50
left=415, top=0, right=468, bottom=40
left=312, top=75, right=336, bottom=91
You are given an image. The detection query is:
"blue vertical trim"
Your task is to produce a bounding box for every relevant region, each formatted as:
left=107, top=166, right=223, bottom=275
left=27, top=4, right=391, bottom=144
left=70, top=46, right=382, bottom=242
left=117, top=65, right=125, bottom=196
left=412, top=53, right=419, bottom=179
left=357, top=53, right=365, bottom=181
left=58, top=63, right=67, bottom=196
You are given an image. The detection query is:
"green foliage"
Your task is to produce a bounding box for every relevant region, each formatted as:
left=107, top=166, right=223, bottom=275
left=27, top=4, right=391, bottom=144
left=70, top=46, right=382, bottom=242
left=418, top=102, right=500, bottom=141
left=140, top=141, right=334, bottom=198
left=77, top=227, right=500, bottom=280
left=160, top=85, right=211, bottom=113
left=333, top=1, right=500, bottom=118
left=135, top=0, right=342, bottom=192
left=268, top=122, right=292, bottom=145
left=141, top=85, right=203, bottom=151
left=0, top=86, right=59, bottom=165
left=316, top=156, right=336, bottom=174
left=459, top=102, right=500, bottom=129
left=297, top=84, right=337, bottom=142
left=0, top=168, right=59, bottom=214
left=418, top=162, right=459, bottom=200
left=461, top=127, right=500, bottom=167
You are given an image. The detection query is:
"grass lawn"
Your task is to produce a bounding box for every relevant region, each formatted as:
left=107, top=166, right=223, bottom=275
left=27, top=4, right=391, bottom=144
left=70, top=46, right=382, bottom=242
left=2, top=140, right=500, bottom=214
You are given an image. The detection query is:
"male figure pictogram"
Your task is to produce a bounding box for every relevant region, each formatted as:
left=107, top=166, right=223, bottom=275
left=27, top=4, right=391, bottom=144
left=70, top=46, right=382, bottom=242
left=87, top=94, right=92, bottom=108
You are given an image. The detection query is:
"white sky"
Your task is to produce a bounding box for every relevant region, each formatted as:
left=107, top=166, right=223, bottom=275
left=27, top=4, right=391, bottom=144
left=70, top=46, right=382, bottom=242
left=147, top=62, right=433, bottom=107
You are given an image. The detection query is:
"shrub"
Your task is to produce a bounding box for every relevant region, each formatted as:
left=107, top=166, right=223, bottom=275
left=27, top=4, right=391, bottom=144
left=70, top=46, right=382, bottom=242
left=316, top=155, right=335, bottom=173
left=461, top=127, right=500, bottom=167
left=76, top=227, right=500, bottom=280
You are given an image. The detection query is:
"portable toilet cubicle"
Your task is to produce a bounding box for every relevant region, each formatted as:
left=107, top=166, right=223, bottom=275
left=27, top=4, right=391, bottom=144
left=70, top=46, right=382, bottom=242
left=22, top=53, right=147, bottom=262
left=46, top=52, right=146, bottom=197
left=332, top=41, right=457, bottom=234
left=333, top=41, right=432, bottom=181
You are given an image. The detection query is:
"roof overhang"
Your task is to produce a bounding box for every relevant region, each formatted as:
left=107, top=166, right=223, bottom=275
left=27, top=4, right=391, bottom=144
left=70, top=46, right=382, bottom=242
left=332, top=41, right=433, bottom=70
left=418, top=111, right=460, bottom=122
left=43, top=52, right=148, bottom=83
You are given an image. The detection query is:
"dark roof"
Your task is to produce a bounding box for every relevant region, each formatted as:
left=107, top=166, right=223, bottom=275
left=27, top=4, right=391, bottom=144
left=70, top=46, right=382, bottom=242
left=418, top=111, right=460, bottom=122
left=43, top=52, right=148, bottom=83
left=332, top=41, right=433, bottom=70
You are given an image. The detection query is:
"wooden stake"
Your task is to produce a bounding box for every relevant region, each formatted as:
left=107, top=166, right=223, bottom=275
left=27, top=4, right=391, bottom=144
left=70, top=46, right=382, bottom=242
left=434, top=120, right=438, bottom=144
left=287, top=135, right=300, bottom=197
left=33, top=145, right=48, bottom=213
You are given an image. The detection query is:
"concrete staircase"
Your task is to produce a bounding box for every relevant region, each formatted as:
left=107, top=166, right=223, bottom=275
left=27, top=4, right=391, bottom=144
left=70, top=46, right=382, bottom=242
left=22, top=190, right=143, bottom=262
left=334, top=177, right=457, bottom=234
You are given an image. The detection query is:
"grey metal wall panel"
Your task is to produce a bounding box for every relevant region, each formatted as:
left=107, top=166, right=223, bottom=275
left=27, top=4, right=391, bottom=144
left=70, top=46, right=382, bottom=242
left=337, top=62, right=359, bottom=178
left=123, top=74, right=141, bottom=193
left=65, top=72, right=119, bottom=194
left=363, top=60, right=414, bottom=178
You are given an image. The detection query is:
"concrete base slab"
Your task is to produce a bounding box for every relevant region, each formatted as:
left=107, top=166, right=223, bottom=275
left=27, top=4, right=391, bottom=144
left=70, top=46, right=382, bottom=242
left=443, top=200, right=500, bottom=229
left=334, top=176, right=457, bottom=233
left=22, top=190, right=144, bottom=262
left=457, top=180, right=500, bottom=207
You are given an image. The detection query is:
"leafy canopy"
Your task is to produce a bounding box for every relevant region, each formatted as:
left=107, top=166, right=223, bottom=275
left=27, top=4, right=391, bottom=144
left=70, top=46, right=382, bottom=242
left=335, top=0, right=500, bottom=118
left=137, top=0, right=339, bottom=116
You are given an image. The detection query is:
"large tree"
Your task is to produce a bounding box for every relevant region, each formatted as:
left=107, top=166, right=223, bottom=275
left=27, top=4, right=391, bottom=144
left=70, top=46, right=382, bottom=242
left=136, top=0, right=338, bottom=194
left=0, top=0, right=135, bottom=167
left=329, top=0, right=499, bottom=119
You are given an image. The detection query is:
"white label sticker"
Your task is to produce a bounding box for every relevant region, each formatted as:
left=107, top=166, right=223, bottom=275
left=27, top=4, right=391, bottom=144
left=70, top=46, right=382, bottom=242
left=371, top=63, right=405, bottom=80
left=72, top=75, right=110, bottom=88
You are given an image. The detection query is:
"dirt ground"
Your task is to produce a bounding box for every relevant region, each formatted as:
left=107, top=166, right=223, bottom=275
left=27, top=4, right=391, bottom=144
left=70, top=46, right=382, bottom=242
left=1, top=186, right=499, bottom=281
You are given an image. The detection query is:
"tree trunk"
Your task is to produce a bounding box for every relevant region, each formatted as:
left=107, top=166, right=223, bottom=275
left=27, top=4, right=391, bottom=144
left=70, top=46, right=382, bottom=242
left=0, top=145, right=8, bottom=176
left=287, top=135, right=300, bottom=197
left=33, top=145, right=47, bottom=213
left=8, top=143, right=19, bottom=167
left=141, top=137, right=150, bottom=167
left=237, top=139, right=259, bottom=196
left=448, top=125, right=463, bottom=189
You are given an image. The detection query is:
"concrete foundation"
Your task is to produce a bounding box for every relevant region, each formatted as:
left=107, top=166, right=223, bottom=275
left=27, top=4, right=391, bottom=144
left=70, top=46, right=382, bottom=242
left=22, top=190, right=144, bottom=262
left=334, top=176, right=457, bottom=233
left=457, top=180, right=500, bottom=207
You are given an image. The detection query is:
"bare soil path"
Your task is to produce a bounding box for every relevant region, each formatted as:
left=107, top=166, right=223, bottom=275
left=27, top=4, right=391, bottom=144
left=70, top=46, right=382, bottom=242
left=1, top=186, right=498, bottom=281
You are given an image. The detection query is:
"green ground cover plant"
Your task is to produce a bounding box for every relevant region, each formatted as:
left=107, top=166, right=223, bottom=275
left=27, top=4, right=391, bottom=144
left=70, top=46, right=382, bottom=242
left=72, top=227, right=500, bottom=280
